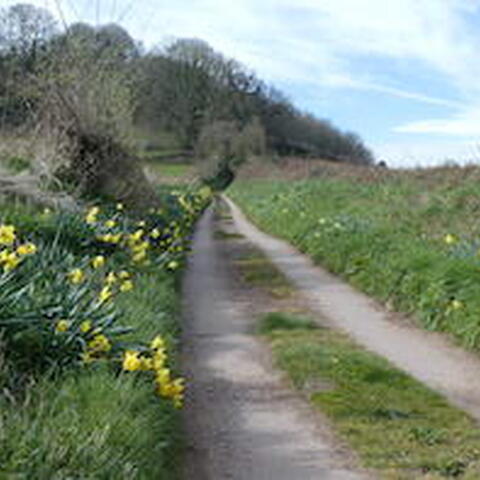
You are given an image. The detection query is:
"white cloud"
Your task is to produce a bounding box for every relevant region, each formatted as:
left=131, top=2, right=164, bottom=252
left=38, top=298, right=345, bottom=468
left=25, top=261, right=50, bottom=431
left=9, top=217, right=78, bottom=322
left=395, top=107, right=480, bottom=136
left=5, top=0, right=480, bottom=150
left=4, top=0, right=476, bottom=106
left=373, top=139, right=480, bottom=168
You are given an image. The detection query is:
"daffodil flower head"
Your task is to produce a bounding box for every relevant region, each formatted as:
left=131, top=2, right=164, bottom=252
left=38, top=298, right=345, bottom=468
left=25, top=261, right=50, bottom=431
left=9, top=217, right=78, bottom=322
left=85, top=206, right=100, bottom=224
left=16, top=242, right=37, bottom=256
left=68, top=268, right=85, bottom=284
left=92, top=255, right=106, bottom=269
left=450, top=299, right=463, bottom=311
left=150, top=335, right=166, bottom=351
left=123, top=350, right=141, bottom=371
left=80, top=320, right=92, bottom=333
left=120, top=280, right=134, bottom=292
left=0, top=225, right=16, bottom=245
left=98, top=286, right=113, bottom=303
left=105, top=272, right=117, bottom=285
left=167, top=260, right=179, bottom=271
left=3, top=252, right=21, bottom=272
left=88, top=334, right=111, bottom=352
left=132, top=251, right=147, bottom=263
left=139, top=357, right=154, bottom=371
left=55, top=319, right=69, bottom=333
left=444, top=234, right=457, bottom=245
left=118, top=270, right=130, bottom=280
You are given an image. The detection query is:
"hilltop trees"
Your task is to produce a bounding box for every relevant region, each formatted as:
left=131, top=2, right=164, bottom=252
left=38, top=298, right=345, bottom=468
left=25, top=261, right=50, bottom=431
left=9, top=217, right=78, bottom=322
left=135, top=38, right=374, bottom=165
left=0, top=1, right=375, bottom=187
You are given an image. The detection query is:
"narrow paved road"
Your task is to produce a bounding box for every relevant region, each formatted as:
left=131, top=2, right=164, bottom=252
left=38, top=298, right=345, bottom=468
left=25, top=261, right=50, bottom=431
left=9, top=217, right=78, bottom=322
left=182, top=207, right=370, bottom=480
left=225, top=196, right=480, bottom=423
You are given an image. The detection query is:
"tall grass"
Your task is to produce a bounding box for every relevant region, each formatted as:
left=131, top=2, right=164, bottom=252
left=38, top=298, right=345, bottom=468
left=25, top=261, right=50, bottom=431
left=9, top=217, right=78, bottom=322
left=230, top=175, right=480, bottom=350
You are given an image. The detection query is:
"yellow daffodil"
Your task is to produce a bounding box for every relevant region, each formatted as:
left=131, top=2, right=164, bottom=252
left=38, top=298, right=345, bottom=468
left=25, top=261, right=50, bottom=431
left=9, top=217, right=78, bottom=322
left=444, top=234, right=457, bottom=245
left=55, top=319, right=69, bottom=333
left=80, top=320, right=92, bottom=333
left=98, top=286, right=113, bottom=303
left=150, top=335, right=166, bottom=351
left=139, top=357, right=153, bottom=371
left=450, top=299, right=463, bottom=311
left=120, top=280, right=134, bottom=292
left=129, top=229, right=144, bottom=243
left=167, top=260, right=179, bottom=271
left=16, top=242, right=37, bottom=256
left=156, top=368, right=171, bottom=385
left=153, top=349, right=167, bottom=371
left=137, top=220, right=146, bottom=227
left=131, top=242, right=149, bottom=256
left=68, top=268, right=85, bottom=284
left=104, top=219, right=116, bottom=229
left=132, top=251, right=147, bottom=263
left=122, top=350, right=141, bottom=371
left=118, top=270, right=130, bottom=280
left=3, top=252, right=21, bottom=272
left=150, top=228, right=161, bottom=239
left=0, top=225, right=16, bottom=245
left=92, top=255, right=105, bottom=269
left=85, top=206, right=100, bottom=224
left=98, top=233, right=122, bottom=244
left=88, top=334, right=111, bottom=352
left=105, top=272, right=117, bottom=285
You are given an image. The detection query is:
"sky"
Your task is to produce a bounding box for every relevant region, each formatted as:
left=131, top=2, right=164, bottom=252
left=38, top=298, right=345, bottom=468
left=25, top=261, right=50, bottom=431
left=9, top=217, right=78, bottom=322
left=4, top=0, right=480, bottom=167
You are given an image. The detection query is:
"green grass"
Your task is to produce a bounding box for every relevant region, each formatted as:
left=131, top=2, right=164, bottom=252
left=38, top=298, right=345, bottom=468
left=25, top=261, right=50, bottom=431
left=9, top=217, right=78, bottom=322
left=262, top=312, right=480, bottom=479
left=214, top=229, right=245, bottom=240
left=257, top=311, right=316, bottom=334
left=0, top=186, right=211, bottom=478
left=229, top=176, right=480, bottom=351
left=0, top=268, right=183, bottom=479
left=234, top=250, right=294, bottom=299
left=147, top=163, right=193, bottom=177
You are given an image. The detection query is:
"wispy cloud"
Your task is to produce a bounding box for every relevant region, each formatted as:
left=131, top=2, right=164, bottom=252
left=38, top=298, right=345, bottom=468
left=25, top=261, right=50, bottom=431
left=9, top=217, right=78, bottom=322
left=5, top=0, right=480, bottom=161
left=395, top=108, right=480, bottom=136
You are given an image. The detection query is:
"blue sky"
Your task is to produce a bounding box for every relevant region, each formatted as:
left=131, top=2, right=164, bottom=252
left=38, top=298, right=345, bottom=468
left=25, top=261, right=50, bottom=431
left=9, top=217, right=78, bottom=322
left=5, top=0, right=480, bottom=166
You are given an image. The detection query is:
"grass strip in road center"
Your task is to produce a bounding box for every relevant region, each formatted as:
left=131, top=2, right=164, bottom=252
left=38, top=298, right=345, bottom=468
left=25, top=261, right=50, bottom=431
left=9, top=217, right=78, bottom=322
left=260, top=312, right=480, bottom=479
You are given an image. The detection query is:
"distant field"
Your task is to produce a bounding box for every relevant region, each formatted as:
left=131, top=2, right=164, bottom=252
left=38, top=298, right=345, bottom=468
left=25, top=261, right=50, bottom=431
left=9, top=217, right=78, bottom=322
left=143, top=161, right=196, bottom=185
left=230, top=163, right=480, bottom=351
left=155, top=163, right=195, bottom=177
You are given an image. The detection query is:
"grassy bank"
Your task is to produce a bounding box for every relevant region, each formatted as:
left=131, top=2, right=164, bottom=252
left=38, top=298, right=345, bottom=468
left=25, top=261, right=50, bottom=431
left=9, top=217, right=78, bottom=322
left=0, top=187, right=210, bottom=478
left=229, top=168, right=480, bottom=350
left=260, top=313, right=480, bottom=479
left=0, top=271, right=182, bottom=479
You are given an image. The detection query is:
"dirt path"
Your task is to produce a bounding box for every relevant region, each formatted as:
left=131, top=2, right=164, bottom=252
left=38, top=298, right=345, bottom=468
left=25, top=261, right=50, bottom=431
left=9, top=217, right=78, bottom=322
left=224, top=196, right=480, bottom=423
left=182, top=206, right=371, bottom=480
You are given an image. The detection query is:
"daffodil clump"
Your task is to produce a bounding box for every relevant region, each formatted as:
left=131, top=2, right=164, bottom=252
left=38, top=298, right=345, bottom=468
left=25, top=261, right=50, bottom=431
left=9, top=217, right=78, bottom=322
left=81, top=188, right=211, bottom=273
left=0, top=186, right=212, bottom=405
left=122, top=335, right=185, bottom=408
left=0, top=224, right=37, bottom=273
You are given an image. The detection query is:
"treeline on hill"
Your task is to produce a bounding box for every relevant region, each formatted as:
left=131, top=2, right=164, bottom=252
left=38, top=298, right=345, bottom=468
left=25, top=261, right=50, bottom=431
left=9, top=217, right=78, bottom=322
left=0, top=3, right=374, bottom=194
